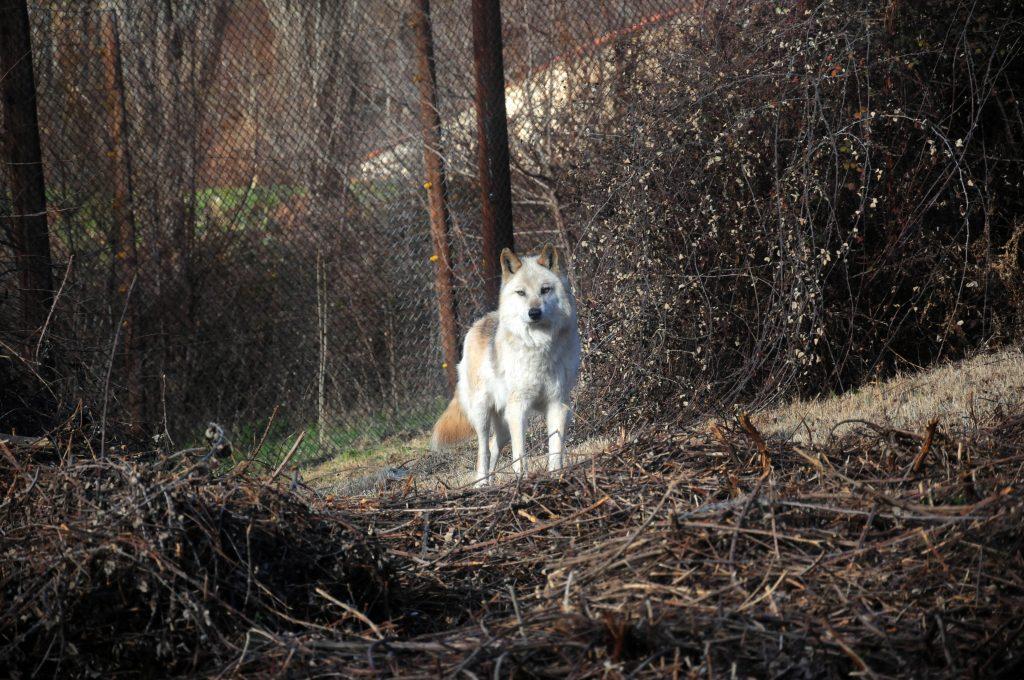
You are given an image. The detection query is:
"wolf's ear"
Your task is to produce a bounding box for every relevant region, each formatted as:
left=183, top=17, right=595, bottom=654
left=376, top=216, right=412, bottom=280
left=500, top=248, right=522, bottom=282
left=537, top=244, right=561, bottom=273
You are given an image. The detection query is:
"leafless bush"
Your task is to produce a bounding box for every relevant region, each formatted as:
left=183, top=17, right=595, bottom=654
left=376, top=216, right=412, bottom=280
left=563, top=0, right=1024, bottom=428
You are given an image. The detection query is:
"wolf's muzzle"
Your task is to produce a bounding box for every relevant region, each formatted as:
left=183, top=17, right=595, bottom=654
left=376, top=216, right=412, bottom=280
left=528, top=307, right=542, bottom=321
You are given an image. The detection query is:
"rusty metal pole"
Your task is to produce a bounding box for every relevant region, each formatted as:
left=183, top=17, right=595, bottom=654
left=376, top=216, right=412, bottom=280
left=412, top=0, right=459, bottom=391
left=100, top=11, right=144, bottom=428
left=0, top=0, right=54, bottom=348
left=471, top=0, right=514, bottom=307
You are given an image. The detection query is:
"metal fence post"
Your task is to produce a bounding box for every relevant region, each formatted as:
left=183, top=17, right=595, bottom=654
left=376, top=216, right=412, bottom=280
left=471, top=0, right=514, bottom=308
left=0, top=0, right=54, bottom=350
left=412, top=0, right=460, bottom=391
left=100, top=11, right=144, bottom=427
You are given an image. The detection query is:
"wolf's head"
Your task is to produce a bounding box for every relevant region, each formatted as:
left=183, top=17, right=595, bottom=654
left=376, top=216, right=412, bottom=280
left=498, top=244, right=577, bottom=337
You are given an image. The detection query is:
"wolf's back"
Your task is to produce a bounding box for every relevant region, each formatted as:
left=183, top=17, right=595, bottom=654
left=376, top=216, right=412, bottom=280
left=430, top=397, right=474, bottom=451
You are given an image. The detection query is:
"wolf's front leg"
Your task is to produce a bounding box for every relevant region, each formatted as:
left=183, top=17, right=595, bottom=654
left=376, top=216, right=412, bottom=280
left=546, top=401, right=571, bottom=471
left=473, top=417, right=491, bottom=487
left=488, top=414, right=509, bottom=476
left=506, top=401, right=528, bottom=476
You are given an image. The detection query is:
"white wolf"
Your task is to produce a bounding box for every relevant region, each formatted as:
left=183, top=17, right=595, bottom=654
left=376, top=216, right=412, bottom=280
left=430, top=244, right=581, bottom=486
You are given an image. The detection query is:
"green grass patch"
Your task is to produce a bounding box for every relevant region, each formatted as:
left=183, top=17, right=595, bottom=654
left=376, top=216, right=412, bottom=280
left=227, top=397, right=446, bottom=474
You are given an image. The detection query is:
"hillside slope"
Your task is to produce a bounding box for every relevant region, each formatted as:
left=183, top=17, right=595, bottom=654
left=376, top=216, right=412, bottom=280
left=759, top=349, right=1024, bottom=443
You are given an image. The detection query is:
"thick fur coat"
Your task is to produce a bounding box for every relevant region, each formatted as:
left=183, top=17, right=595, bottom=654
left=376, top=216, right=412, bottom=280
left=431, top=245, right=581, bottom=485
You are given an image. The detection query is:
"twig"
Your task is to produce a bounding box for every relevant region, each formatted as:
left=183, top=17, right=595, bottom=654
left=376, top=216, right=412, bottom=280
left=99, top=273, right=137, bottom=457
left=34, top=255, right=73, bottom=361
left=507, top=584, right=526, bottom=639
left=267, top=431, right=305, bottom=485
left=738, top=412, right=771, bottom=474
left=729, top=473, right=768, bottom=565
left=235, top=405, right=280, bottom=477
left=0, top=432, right=53, bottom=451
left=315, top=587, right=384, bottom=640
left=0, top=440, right=21, bottom=471
left=822, top=620, right=878, bottom=679
left=910, top=418, right=940, bottom=473
left=589, top=482, right=677, bottom=577
left=446, top=495, right=610, bottom=557
left=708, top=421, right=739, bottom=465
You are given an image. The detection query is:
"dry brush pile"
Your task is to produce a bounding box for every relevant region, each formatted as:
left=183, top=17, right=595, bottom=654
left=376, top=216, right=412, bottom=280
left=3, top=408, right=1023, bottom=677
left=0, top=435, right=391, bottom=677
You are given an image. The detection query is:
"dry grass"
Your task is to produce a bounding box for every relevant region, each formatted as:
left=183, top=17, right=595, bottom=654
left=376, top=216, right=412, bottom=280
left=308, top=431, right=614, bottom=496
left=757, top=348, right=1024, bottom=443
left=310, top=350, right=1024, bottom=494
left=304, top=433, right=432, bottom=493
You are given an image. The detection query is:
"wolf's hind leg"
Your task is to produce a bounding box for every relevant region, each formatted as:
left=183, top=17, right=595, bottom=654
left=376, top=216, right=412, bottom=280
left=472, top=415, right=491, bottom=487
left=488, top=414, right=509, bottom=476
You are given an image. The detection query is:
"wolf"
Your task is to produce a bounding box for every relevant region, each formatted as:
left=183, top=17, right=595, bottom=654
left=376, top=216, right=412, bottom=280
left=430, top=244, right=581, bottom=486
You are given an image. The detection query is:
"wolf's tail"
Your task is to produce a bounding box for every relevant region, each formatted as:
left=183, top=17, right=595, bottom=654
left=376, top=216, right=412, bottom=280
left=430, top=397, right=473, bottom=451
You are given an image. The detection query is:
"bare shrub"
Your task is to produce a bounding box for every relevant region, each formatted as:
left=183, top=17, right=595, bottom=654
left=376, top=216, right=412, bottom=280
left=561, top=0, right=1024, bottom=428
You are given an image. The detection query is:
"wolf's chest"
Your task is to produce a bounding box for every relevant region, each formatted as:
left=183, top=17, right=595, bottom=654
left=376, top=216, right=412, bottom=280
left=494, top=342, right=573, bottom=407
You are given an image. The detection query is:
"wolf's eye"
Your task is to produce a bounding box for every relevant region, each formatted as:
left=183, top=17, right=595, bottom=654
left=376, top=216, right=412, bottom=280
left=516, top=289, right=526, bottom=296
left=540, top=286, right=552, bottom=295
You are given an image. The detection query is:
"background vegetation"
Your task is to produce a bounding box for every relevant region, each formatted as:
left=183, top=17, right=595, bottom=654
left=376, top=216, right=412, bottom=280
left=566, top=0, right=1024, bottom=430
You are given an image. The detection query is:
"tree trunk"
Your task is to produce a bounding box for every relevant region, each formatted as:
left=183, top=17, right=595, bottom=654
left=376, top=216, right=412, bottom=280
left=0, top=0, right=55, bottom=352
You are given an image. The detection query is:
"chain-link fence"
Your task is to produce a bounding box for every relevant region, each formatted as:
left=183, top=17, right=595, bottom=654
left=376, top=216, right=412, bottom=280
left=2, top=0, right=690, bottom=458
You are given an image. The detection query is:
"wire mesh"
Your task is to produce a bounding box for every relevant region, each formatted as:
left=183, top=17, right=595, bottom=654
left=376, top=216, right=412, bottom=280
left=2, top=0, right=688, bottom=458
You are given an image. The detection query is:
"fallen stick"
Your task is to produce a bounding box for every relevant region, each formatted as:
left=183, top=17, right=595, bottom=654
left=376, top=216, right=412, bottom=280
left=738, top=412, right=771, bottom=473
left=910, top=417, right=940, bottom=473
left=267, top=431, right=305, bottom=485
left=0, top=433, right=53, bottom=450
